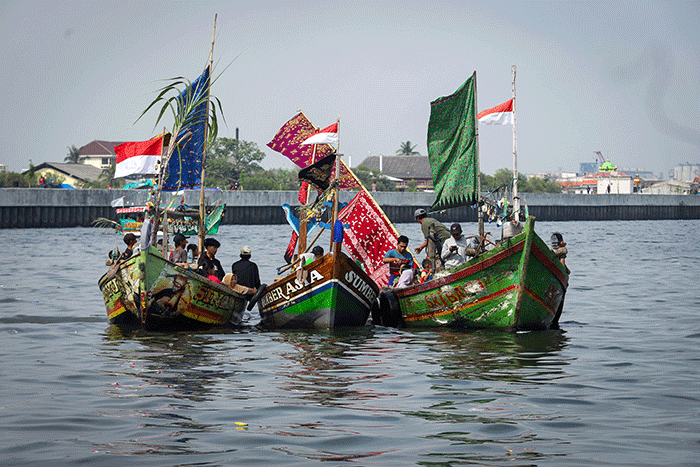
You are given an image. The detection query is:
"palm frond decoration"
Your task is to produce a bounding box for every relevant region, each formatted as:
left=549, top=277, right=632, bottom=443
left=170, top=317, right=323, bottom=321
left=92, top=217, right=120, bottom=230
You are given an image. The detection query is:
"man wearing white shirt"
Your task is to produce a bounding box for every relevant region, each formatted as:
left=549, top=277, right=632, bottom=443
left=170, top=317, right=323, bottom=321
left=441, top=223, right=476, bottom=269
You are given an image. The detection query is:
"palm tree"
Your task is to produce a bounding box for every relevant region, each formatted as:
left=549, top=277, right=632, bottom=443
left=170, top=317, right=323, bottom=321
left=396, top=141, right=420, bottom=155
left=65, top=145, right=81, bottom=163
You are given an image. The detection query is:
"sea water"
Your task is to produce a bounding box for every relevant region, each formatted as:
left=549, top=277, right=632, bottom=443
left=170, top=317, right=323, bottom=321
left=0, top=220, right=698, bottom=466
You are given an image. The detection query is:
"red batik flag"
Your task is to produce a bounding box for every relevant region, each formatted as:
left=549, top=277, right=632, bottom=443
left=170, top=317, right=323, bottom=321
left=267, top=112, right=359, bottom=190
left=283, top=231, right=298, bottom=264
left=338, top=189, right=397, bottom=287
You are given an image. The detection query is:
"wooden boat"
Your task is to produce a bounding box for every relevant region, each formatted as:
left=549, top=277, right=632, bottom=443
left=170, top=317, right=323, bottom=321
left=98, top=16, right=247, bottom=330
left=373, top=216, right=567, bottom=330
left=373, top=68, right=568, bottom=331
left=258, top=251, right=378, bottom=329
left=257, top=116, right=379, bottom=329
left=115, top=203, right=225, bottom=236
left=99, top=246, right=247, bottom=329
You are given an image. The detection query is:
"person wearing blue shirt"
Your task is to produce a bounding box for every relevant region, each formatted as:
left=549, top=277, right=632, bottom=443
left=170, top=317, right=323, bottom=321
left=383, top=235, right=415, bottom=286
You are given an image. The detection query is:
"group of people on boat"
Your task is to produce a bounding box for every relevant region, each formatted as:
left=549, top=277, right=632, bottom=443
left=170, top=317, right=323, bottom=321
left=383, top=208, right=483, bottom=289
left=382, top=207, right=570, bottom=290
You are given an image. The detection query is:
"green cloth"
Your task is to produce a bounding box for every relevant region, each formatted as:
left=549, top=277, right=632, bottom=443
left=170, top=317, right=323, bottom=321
left=427, top=72, right=479, bottom=211
left=421, top=217, right=451, bottom=243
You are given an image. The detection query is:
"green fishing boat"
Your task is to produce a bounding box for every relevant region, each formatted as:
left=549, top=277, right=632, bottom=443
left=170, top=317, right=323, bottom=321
left=373, top=68, right=569, bottom=331
left=98, top=16, right=248, bottom=331
left=99, top=246, right=247, bottom=329
left=374, top=216, right=567, bottom=330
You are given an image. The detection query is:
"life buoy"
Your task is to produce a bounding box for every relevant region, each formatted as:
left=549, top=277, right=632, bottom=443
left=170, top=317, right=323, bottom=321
left=377, top=290, right=403, bottom=328
left=246, top=283, right=268, bottom=311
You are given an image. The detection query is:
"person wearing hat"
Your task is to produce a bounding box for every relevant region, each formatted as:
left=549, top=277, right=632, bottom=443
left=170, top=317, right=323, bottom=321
left=413, top=208, right=451, bottom=269
left=119, top=233, right=138, bottom=261
left=169, top=233, right=189, bottom=266
left=197, top=238, right=225, bottom=280
left=231, top=245, right=261, bottom=292
left=297, top=245, right=325, bottom=268
left=441, top=223, right=476, bottom=269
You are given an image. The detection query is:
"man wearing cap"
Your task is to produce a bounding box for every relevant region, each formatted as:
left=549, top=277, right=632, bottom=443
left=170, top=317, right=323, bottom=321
left=232, top=245, right=261, bottom=291
left=441, top=223, right=476, bottom=269
left=197, top=238, right=225, bottom=280
left=169, top=233, right=189, bottom=266
left=413, top=208, right=451, bottom=269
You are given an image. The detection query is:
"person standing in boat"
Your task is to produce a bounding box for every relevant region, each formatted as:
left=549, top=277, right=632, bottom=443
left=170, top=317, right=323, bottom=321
left=169, top=233, right=189, bottom=266
left=413, top=208, right=451, bottom=269
left=231, top=245, right=261, bottom=291
left=197, top=238, right=225, bottom=280
left=441, top=223, right=477, bottom=269
left=140, top=206, right=154, bottom=250
left=383, top=235, right=416, bottom=286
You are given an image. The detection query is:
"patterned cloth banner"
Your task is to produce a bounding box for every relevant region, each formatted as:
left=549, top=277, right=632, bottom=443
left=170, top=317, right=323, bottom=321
left=298, top=153, right=336, bottom=191
left=427, top=72, right=479, bottom=211
left=338, top=189, right=397, bottom=287
left=267, top=112, right=359, bottom=189
left=163, top=66, right=210, bottom=191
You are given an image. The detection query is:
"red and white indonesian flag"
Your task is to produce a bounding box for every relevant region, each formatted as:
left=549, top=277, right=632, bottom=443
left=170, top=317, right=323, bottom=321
left=114, top=136, right=163, bottom=178
left=477, top=98, right=513, bottom=125
left=300, top=123, right=338, bottom=146
left=339, top=189, right=397, bottom=287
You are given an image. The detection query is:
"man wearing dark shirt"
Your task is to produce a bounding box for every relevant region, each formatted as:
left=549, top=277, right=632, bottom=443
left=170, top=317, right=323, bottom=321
left=231, top=245, right=261, bottom=290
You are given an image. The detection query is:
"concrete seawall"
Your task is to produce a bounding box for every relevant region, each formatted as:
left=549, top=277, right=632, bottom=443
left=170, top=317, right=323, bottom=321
left=1, top=188, right=699, bottom=229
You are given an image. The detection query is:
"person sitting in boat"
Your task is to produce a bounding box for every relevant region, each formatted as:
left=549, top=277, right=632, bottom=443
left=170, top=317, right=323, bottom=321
left=186, top=243, right=199, bottom=264
left=197, top=238, right=225, bottom=281
left=169, top=233, right=189, bottom=266
left=120, top=233, right=138, bottom=261
left=395, top=263, right=415, bottom=288
left=550, top=232, right=570, bottom=274
left=419, top=258, right=434, bottom=283
left=441, top=223, right=478, bottom=269
left=204, top=263, right=222, bottom=284
left=222, top=273, right=257, bottom=296
left=383, top=235, right=416, bottom=287
left=297, top=245, right=324, bottom=268
left=413, top=208, right=451, bottom=269
left=231, top=245, right=261, bottom=291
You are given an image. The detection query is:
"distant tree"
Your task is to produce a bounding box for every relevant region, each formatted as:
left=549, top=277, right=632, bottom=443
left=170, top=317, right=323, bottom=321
left=396, top=141, right=420, bottom=155
left=525, top=176, right=563, bottom=193
left=480, top=168, right=562, bottom=194
left=406, top=180, right=418, bottom=192
left=205, top=138, right=265, bottom=188
left=81, top=163, right=121, bottom=189
left=241, top=168, right=298, bottom=190
left=353, top=165, right=396, bottom=191
left=65, top=145, right=81, bottom=163
left=0, top=170, right=30, bottom=187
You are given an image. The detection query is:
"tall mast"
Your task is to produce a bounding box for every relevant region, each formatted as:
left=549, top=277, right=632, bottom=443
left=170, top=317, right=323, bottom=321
left=198, top=14, right=217, bottom=253
left=330, top=117, right=341, bottom=255
left=474, top=72, right=484, bottom=238
left=511, top=65, right=519, bottom=217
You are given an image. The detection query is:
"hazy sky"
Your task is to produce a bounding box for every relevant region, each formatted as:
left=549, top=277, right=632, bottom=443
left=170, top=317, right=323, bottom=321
left=1, top=1, right=698, bottom=177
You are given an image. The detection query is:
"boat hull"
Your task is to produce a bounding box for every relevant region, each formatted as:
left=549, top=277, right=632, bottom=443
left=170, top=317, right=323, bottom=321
left=374, top=217, right=568, bottom=331
left=258, top=252, right=378, bottom=329
left=117, top=204, right=225, bottom=236
left=98, top=247, right=247, bottom=330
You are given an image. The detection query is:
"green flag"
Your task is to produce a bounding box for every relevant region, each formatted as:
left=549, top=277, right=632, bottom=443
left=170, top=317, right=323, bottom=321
left=427, top=72, right=479, bottom=211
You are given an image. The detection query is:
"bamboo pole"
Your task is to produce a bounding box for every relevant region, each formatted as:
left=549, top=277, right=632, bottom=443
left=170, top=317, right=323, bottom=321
left=511, top=65, right=519, bottom=216
left=198, top=14, right=217, bottom=254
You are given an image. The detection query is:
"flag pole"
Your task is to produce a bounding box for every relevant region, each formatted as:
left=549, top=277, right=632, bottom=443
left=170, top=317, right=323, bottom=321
left=198, top=14, right=216, bottom=254
left=511, top=65, right=519, bottom=217
left=330, top=117, right=341, bottom=255
left=474, top=71, right=484, bottom=239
